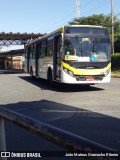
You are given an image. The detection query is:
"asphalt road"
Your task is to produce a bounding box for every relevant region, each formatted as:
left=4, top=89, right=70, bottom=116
left=0, top=72, right=120, bottom=159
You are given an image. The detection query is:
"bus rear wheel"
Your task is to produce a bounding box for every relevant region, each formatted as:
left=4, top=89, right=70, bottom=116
left=30, top=67, right=35, bottom=79
left=47, top=69, right=53, bottom=83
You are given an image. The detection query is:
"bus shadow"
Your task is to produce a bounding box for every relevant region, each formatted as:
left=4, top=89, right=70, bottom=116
left=18, top=75, right=104, bottom=92
left=1, top=99, right=120, bottom=152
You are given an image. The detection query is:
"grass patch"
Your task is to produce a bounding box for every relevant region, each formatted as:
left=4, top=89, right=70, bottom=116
left=111, top=53, right=120, bottom=71
left=111, top=70, right=120, bottom=77
left=111, top=53, right=120, bottom=77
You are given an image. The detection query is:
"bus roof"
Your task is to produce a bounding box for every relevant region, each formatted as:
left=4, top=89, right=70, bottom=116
left=66, top=25, right=107, bottom=28
left=25, top=25, right=108, bottom=46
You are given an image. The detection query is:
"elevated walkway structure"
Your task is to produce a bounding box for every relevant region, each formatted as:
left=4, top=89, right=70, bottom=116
left=0, top=32, right=46, bottom=69
left=0, top=32, right=45, bottom=45
left=0, top=49, right=24, bottom=57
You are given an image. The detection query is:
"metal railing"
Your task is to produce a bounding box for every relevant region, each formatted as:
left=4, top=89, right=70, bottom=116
left=0, top=107, right=116, bottom=160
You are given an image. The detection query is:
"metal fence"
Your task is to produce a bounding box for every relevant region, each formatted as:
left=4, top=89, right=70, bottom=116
left=0, top=107, right=116, bottom=160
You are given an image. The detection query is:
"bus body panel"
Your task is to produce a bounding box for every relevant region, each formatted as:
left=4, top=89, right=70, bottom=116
left=38, top=57, right=53, bottom=80
left=24, top=25, right=111, bottom=85
left=24, top=59, right=28, bottom=73
left=61, top=67, right=111, bottom=84
left=29, top=59, right=35, bottom=76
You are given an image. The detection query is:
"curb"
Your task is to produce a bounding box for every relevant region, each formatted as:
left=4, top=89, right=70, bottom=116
left=0, top=69, right=25, bottom=74
left=111, top=75, right=120, bottom=78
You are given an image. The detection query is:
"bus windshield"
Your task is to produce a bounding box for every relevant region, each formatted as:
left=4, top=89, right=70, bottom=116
left=65, top=27, right=109, bottom=35
left=64, top=37, right=111, bottom=62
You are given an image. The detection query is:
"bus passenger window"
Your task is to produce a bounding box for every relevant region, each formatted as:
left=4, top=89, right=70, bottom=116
left=40, top=40, right=46, bottom=58
left=30, top=45, right=33, bottom=58
left=33, top=44, right=36, bottom=58
left=47, top=37, right=53, bottom=56
left=64, top=39, right=75, bottom=55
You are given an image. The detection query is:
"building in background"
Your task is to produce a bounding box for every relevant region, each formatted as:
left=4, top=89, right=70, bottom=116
left=0, top=49, right=24, bottom=70
left=4, top=56, right=24, bottom=69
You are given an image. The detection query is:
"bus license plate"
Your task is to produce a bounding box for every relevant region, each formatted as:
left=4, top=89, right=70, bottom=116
left=85, top=77, right=94, bottom=81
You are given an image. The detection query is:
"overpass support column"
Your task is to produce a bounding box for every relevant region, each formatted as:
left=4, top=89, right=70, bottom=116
left=10, top=54, right=13, bottom=70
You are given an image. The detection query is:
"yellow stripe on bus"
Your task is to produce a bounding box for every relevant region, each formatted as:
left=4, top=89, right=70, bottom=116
left=61, top=61, right=111, bottom=76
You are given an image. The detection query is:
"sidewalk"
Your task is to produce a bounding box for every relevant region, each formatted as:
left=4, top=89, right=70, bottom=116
left=0, top=69, right=25, bottom=74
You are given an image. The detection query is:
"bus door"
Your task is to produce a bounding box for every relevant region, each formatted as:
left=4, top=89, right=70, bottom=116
left=53, top=35, right=61, bottom=81
left=35, top=44, right=39, bottom=76
left=26, top=46, right=30, bottom=73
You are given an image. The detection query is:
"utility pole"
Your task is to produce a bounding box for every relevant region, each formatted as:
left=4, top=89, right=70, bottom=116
left=76, top=0, right=80, bottom=19
left=111, top=0, right=114, bottom=54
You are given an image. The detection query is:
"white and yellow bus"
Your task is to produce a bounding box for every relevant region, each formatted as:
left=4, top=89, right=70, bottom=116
left=24, top=25, right=111, bottom=84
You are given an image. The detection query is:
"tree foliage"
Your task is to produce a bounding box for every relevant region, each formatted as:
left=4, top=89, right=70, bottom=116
left=69, top=14, right=120, bottom=53
left=69, top=14, right=120, bottom=38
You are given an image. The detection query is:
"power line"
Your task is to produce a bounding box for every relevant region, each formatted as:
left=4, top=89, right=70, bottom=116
left=41, top=0, right=109, bottom=33
left=80, top=0, right=96, bottom=10
left=35, top=0, right=112, bottom=33
left=81, top=0, right=110, bottom=15
left=115, top=13, right=120, bottom=18
left=38, top=10, right=75, bottom=33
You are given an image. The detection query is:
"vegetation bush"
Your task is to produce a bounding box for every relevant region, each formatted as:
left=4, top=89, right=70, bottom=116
left=114, top=38, right=120, bottom=53
left=111, top=53, right=120, bottom=71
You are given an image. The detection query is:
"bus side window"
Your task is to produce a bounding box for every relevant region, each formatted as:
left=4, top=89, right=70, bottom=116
left=33, top=44, right=36, bottom=58
left=55, top=35, right=62, bottom=57
left=40, top=40, right=46, bottom=58
left=36, top=43, right=41, bottom=59
left=27, top=46, right=31, bottom=58
left=47, top=37, right=53, bottom=56
left=30, top=45, right=34, bottom=58
left=24, top=47, right=27, bottom=59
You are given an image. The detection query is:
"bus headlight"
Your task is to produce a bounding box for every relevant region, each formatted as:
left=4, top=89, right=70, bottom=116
left=63, top=68, right=68, bottom=73
left=103, top=69, right=110, bottom=77
left=68, top=70, right=74, bottom=76
left=63, top=67, right=74, bottom=77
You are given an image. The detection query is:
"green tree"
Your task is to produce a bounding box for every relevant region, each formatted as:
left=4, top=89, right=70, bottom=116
left=69, top=14, right=120, bottom=53
left=69, top=14, right=120, bottom=38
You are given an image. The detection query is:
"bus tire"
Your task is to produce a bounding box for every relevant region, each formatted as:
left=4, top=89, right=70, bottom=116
left=30, top=67, right=35, bottom=79
left=47, top=69, right=53, bottom=83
